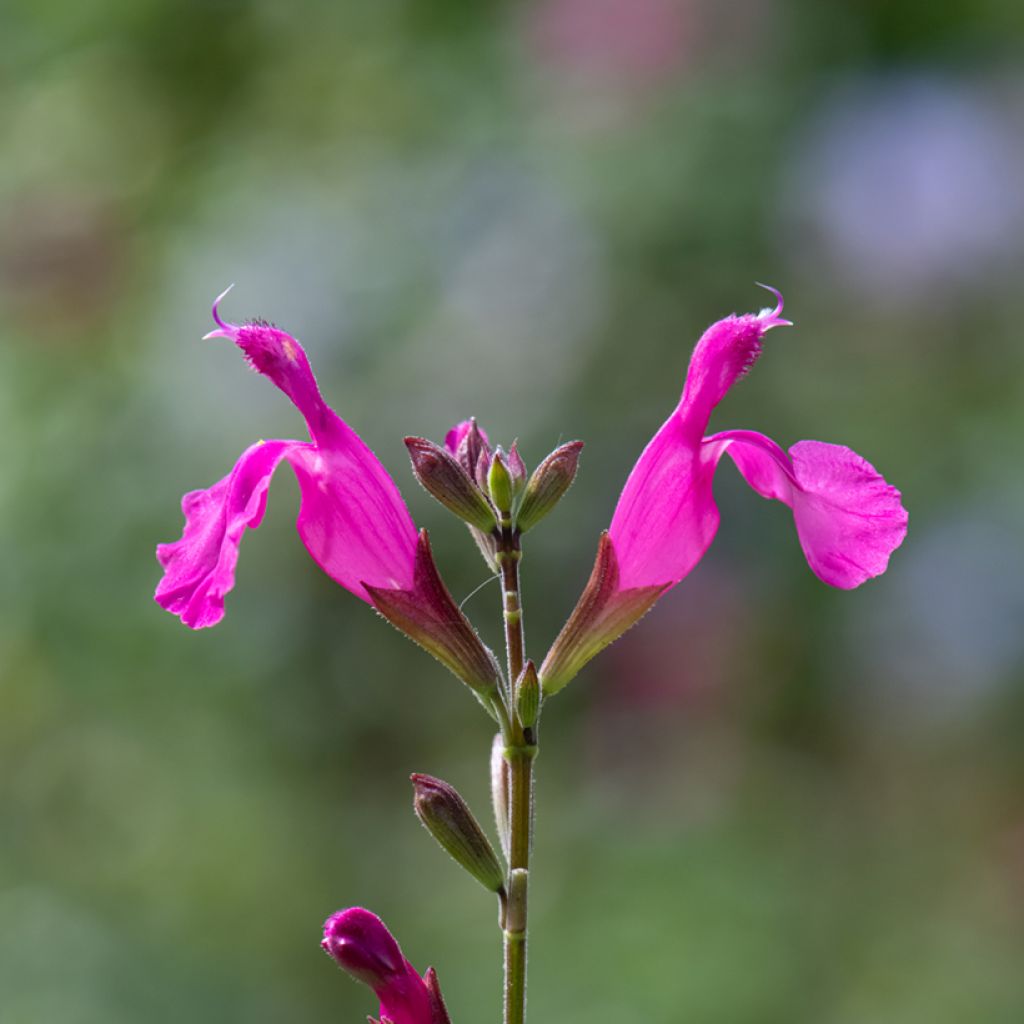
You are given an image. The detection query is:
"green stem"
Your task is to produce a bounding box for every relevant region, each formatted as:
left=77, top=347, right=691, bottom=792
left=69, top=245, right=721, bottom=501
left=500, top=527, right=524, bottom=687
left=503, top=747, right=534, bottom=1024
left=497, top=524, right=535, bottom=1024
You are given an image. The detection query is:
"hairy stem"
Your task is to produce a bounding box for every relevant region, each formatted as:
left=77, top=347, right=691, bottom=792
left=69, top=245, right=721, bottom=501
left=497, top=525, right=536, bottom=1024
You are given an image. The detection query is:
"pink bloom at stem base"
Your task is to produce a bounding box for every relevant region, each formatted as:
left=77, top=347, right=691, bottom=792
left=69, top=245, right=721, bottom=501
left=322, top=908, right=451, bottom=1024
left=540, top=286, right=908, bottom=695
left=154, top=290, right=501, bottom=703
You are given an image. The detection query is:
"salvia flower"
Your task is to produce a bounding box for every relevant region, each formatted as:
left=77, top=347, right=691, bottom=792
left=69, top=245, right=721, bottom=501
left=155, top=290, right=501, bottom=704
left=439, top=421, right=583, bottom=537
left=541, top=287, right=908, bottom=694
left=322, top=908, right=451, bottom=1024
left=155, top=287, right=417, bottom=627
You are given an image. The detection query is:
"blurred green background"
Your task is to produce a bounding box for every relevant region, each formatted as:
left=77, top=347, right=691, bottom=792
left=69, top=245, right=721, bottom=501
left=2, top=1, right=1024, bottom=1021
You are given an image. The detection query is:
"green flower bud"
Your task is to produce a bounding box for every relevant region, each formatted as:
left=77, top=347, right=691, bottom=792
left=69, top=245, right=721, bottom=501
left=514, top=661, right=540, bottom=729
left=411, top=773, right=506, bottom=893
left=507, top=442, right=528, bottom=502
left=516, top=441, right=584, bottom=533
left=405, top=437, right=497, bottom=532
left=488, top=448, right=514, bottom=517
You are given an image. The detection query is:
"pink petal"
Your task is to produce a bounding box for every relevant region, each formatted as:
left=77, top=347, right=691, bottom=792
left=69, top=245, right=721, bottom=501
left=609, top=290, right=792, bottom=589
left=707, top=430, right=908, bottom=588
left=675, top=285, right=791, bottom=435
left=608, top=413, right=720, bottom=589
left=289, top=419, right=419, bottom=600
left=155, top=439, right=304, bottom=629
left=217, top=321, right=420, bottom=594
left=444, top=418, right=489, bottom=454
left=189, top=294, right=420, bottom=607
left=322, top=908, right=435, bottom=1024
left=377, top=967, right=436, bottom=1024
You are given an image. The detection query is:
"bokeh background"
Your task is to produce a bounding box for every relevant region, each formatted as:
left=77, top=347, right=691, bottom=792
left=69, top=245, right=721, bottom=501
left=2, top=1, right=1024, bottom=1021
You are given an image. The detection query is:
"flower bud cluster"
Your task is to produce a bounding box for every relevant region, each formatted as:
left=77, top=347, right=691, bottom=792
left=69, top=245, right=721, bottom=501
left=406, top=419, right=583, bottom=546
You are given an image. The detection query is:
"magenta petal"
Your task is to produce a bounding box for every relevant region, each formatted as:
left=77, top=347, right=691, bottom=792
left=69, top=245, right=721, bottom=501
left=322, top=908, right=405, bottom=987
left=209, top=317, right=420, bottom=597
left=444, top=418, right=489, bottom=454
left=608, top=413, right=720, bottom=590
left=289, top=422, right=418, bottom=600
left=233, top=324, right=422, bottom=598
left=376, top=965, right=436, bottom=1024
left=322, top=908, right=434, bottom=1024
left=608, top=292, right=795, bottom=590
left=708, top=430, right=908, bottom=588
left=155, top=439, right=305, bottom=628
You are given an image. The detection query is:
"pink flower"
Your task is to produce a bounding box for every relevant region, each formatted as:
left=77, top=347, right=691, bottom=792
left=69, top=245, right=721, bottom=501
left=541, top=286, right=908, bottom=693
left=155, top=290, right=502, bottom=702
left=155, top=287, right=418, bottom=629
left=322, top=908, right=450, bottom=1024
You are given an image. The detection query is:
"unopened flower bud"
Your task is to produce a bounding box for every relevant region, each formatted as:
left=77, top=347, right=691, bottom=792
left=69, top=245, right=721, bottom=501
left=516, top=441, right=584, bottom=533
left=322, top=907, right=406, bottom=989
left=473, top=445, right=492, bottom=490
left=488, top=448, right=515, bottom=517
left=507, top=442, right=528, bottom=501
left=453, top=418, right=491, bottom=486
left=514, top=660, right=540, bottom=729
left=443, top=420, right=501, bottom=571
left=405, top=437, right=497, bottom=532
left=322, top=907, right=443, bottom=1024
left=411, top=773, right=506, bottom=893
